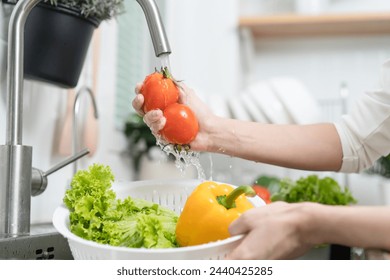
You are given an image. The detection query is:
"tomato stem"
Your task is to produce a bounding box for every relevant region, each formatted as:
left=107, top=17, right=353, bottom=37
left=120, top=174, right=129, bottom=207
left=161, top=66, right=172, bottom=79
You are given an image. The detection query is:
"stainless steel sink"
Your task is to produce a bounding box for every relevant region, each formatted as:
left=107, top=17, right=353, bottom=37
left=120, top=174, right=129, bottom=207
left=0, top=223, right=73, bottom=260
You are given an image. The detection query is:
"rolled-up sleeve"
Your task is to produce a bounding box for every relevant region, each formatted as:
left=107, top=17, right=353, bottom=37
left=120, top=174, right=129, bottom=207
left=335, top=60, right=390, bottom=173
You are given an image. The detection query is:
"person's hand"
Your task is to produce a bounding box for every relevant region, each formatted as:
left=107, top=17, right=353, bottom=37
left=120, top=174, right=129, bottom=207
left=132, top=83, right=166, bottom=135
left=225, top=202, right=315, bottom=260
left=132, top=81, right=216, bottom=151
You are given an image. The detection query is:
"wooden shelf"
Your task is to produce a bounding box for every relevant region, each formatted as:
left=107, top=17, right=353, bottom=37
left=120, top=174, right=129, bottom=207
left=239, top=12, right=390, bottom=38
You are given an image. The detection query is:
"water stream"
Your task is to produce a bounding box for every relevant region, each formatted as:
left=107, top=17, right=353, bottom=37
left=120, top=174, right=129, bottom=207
left=155, top=54, right=207, bottom=180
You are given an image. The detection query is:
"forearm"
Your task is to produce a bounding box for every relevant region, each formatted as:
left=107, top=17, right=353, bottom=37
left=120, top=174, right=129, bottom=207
left=205, top=117, right=343, bottom=171
left=305, top=204, right=390, bottom=250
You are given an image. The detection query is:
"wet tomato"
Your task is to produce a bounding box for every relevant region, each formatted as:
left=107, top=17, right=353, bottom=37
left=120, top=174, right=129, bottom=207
left=252, top=185, right=271, bottom=204
left=160, top=103, right=199, bottom=145
left=140, top=67, right=179, bottom=113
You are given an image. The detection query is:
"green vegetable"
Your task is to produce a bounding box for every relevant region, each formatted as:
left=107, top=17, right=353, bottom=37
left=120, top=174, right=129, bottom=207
left=253, top=175, right=281, bottom=194
left=63, top=163, right=178, bottom=248
left=271, top=175, right=356, bottom=205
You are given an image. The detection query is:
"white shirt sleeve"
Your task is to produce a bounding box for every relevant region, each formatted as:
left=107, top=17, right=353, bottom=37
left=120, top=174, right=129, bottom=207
left=335, top=60, right=390, bottom=173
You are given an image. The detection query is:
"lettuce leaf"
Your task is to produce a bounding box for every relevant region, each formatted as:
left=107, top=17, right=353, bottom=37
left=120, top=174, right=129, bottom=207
left=63, top=163, right=178, bottom=248
left=271, top=175, right=356, bottom=205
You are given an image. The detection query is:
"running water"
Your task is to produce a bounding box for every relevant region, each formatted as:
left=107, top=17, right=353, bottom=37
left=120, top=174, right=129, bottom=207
left=156, top=137, right=206, bottom=181
left=159, top=53, right=171, bottom=71
left=155, top=54, right=206, bottom=180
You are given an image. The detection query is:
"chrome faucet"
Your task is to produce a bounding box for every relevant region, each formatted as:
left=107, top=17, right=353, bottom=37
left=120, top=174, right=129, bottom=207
left=0, top=0, right=171, bottom=238
left=136, top=0, right=171, bottom=57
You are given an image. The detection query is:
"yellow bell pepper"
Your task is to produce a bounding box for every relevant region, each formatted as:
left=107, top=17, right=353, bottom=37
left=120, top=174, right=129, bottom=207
left=175, top=181, right=256, bottom=247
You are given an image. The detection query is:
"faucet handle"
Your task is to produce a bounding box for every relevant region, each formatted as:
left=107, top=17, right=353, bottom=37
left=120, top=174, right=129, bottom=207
left=31, top=148, right=89, bottom=196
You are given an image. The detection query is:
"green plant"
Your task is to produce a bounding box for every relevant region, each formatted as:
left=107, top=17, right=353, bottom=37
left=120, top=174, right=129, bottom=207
left=124, top=113, right=157, bottom=172
left=44, top=0, right=125, bottom=20
left=367, top=154, right=390, bottom=178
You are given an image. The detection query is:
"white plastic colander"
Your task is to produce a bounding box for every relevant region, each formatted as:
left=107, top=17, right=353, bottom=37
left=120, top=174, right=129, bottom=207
left=52, top=179, right=265, bottom=260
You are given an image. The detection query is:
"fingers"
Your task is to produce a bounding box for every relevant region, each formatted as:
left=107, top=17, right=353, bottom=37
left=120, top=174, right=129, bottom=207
left=225, top=210, right=257, bottom=260
left=225, top=239, right=252, bottom=260
left=176, top=82, right=187, bottom=104
left=135, top=83, right=142, bottom=94
left=177, top=82, right=208, bottom=113
left=176, top=81, right=195, bottom=105
left=225, top=232, right=257, bottom=260
left=132, top=82, right=167, bottom=136
left=132, top=92, right=145, bottom=116
left=228, top=211, right=253, bottom=236
left=143, top=110, right=166, bottom=135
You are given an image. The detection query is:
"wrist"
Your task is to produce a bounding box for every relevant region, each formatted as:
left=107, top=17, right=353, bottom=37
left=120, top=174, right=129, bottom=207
left=203, top=116, right=230, bottom=153
left=297, top=202, right=327, bottom=247
left=206, top=117, right=240, bottom=154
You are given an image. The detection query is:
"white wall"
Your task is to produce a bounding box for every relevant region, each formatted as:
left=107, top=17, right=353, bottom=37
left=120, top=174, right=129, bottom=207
left=162, top=0, right=241, bottom=98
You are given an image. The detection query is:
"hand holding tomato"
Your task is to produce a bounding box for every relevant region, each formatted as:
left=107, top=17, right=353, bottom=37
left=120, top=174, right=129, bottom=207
left=132, top=68, right=213, bottom=146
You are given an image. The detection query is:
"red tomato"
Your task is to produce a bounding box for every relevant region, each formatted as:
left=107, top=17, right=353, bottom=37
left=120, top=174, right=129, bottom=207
left=160, top=103, right=199, bottom=145
left=140, top=67, right=179, bottom=113
left=252, top=185, right=271, bottom=204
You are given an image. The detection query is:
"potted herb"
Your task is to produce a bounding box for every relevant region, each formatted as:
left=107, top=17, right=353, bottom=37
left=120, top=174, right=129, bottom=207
left=43, top=0, right=124, bottom=20
left=2, top=0, right=124, bottom=88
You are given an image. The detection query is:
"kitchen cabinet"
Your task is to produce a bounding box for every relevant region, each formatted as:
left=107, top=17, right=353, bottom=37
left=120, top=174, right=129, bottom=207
left=239, top=12, right=390, bottom=38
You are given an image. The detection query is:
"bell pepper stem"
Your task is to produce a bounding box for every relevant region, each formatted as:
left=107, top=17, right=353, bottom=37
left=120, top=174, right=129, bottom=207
left=217, top=185, right=256, bottom=210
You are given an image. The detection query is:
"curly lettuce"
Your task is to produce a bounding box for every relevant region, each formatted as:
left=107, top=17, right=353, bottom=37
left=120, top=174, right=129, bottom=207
left=271, top=175, right=356, bottom=205
left=63, top=163, right=178, bottom=248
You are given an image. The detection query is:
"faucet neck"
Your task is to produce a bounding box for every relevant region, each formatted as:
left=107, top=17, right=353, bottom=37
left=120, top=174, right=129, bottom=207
left=136, top=0, right=171, bottom=57
left=6, top=0, right=42, bottom=145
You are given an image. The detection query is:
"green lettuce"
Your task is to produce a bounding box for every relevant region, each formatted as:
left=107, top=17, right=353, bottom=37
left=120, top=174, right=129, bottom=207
left=271, top=175, right=356, bottom=205
left=63, top=163, right=178, bottom=248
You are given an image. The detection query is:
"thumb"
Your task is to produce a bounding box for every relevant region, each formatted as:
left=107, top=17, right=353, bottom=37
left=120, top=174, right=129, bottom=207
left=176, top=82, right=189, bottom=105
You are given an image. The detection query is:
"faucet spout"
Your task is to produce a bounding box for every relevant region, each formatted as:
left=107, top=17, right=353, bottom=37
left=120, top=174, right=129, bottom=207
left=136, top=0, right=171, bottom=57
left=7, top=0, right=42, bottom=145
